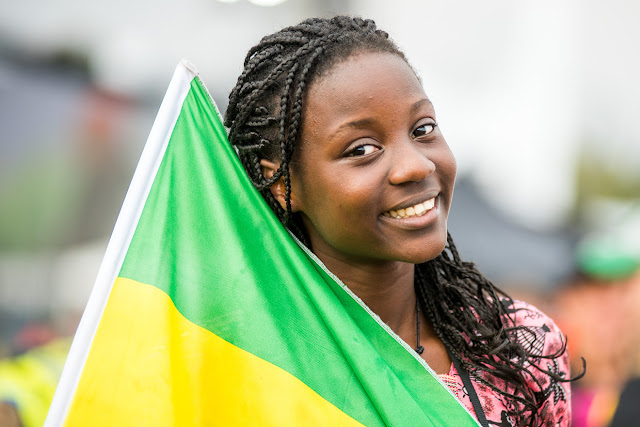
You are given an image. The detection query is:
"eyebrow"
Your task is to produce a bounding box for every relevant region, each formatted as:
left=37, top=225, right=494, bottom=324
left=330, top=98, right=433, bottom=139
left=332, top=117, right=375, bottom=135
left=410, top=98, right=433, bottom=114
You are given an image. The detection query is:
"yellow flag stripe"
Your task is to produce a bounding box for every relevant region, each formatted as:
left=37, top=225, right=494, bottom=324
left=64, top=277, right=364, bottom=426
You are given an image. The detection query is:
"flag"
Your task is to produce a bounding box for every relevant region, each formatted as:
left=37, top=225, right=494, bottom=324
left=45, top=61, right=479, bottom=426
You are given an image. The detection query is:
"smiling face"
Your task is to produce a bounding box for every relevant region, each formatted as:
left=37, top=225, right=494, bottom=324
left=289, top=52, right=456, bottom=267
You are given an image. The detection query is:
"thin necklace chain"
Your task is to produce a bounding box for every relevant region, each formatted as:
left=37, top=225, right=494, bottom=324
left=415, top=298, right=424, bottom=355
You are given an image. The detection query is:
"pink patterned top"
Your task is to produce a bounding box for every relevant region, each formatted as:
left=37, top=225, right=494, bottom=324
left=440, top=300, right=571, bottom=426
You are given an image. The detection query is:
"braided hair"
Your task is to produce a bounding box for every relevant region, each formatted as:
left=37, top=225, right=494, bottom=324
left=224, top=15, right=579, bottom=426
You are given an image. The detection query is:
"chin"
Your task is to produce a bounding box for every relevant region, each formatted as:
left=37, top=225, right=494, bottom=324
left=401, top=234, right=448, bottom=265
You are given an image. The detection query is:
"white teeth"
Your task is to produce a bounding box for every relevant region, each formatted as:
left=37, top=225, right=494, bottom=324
left=424, top=198, right=435, bottom=210
left=386, top=198, right=435, bottom=219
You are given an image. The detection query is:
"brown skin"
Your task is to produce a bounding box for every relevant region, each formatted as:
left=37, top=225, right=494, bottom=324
left=262, top=52, right=457, bottom=374
left=0, top=403, right=21, bottom=427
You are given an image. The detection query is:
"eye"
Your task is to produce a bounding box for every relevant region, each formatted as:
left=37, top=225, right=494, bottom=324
left=412, top=122, right=438, bottom=138
left=346, top=144, right=378, bottom=157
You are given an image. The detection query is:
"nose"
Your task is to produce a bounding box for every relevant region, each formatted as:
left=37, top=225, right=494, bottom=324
left=388, top=141, right=436, bottom=185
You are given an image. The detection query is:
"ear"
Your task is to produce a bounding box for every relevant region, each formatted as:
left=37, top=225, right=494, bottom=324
left=260, top=159, right=301, bottom=212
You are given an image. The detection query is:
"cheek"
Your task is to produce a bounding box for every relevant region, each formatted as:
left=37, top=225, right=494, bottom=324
left=439, top=147, right=457, bottom=187
left=314, top=178, right=376, bottom=219
left=432, top=147, right=457, bottom=221
left=298, top=172, right=381, bottom=239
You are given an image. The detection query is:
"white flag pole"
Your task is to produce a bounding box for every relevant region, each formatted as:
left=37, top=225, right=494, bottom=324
left=45, top=61, right=199, bottom=426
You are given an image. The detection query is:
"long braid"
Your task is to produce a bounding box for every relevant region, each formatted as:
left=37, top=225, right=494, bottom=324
left=224, top=15, right=580, bottom=426
left=416, top=234, right=581, bottom=425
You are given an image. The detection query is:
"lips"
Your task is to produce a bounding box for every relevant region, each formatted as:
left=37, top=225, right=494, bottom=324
left=383, top=197, right=436, bottom=219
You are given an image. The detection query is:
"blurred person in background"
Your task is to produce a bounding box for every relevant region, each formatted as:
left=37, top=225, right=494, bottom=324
left=0, top=324, right=70, bottom=427
left=0, top=402, right=21, bottom=427
left=552, top=205, right=640, bottom=427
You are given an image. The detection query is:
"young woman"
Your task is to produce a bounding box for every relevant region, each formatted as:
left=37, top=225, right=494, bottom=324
left=224, top=15, right=578, bottom=426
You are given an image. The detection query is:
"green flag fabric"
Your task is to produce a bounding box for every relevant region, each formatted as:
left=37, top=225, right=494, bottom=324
left=45, top=61, right=479, bottom=426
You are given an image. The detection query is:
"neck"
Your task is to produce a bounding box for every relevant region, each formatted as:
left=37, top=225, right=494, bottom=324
left=309, top=244, right=453, bottom=374
left=313, top=249, right=417, bottom=336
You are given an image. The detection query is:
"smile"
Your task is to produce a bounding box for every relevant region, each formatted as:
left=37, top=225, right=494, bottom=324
left=383, top=198, right=436, bottom=219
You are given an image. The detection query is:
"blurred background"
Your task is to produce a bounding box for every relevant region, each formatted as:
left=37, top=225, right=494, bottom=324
left=1, top=0, right=639, bottom=426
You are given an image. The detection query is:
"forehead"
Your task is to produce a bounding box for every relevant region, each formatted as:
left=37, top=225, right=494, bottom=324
left=303, top=52, right=429, bottom=121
